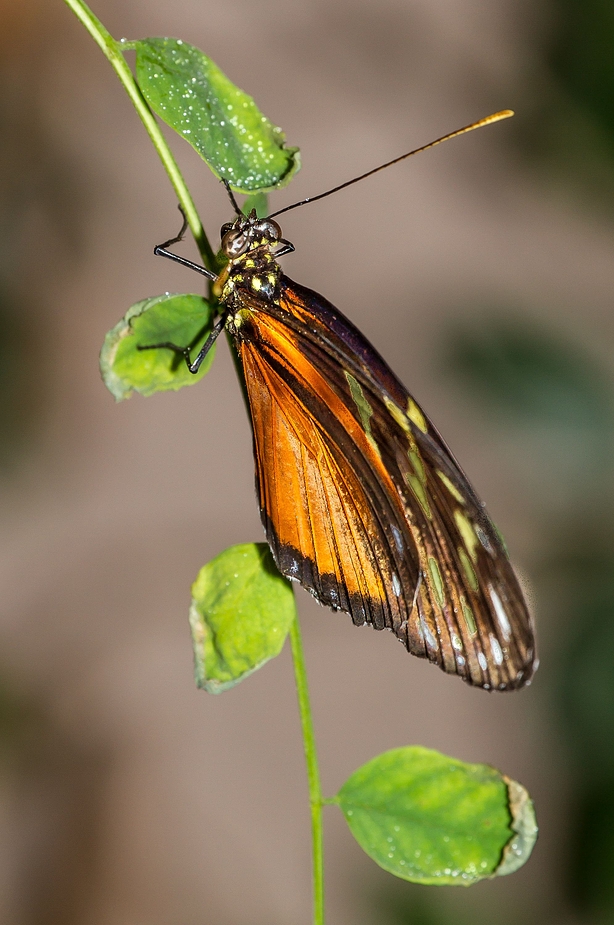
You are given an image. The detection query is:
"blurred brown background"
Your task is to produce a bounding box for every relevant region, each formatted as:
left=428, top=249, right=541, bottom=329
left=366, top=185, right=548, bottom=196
left=2, top=0, right=614, bottom=923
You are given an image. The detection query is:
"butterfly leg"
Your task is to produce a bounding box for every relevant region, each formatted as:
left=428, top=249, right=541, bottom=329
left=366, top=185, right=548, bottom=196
left=137, top=310, right=229, bottom=374
left=274, top=239, right=295, bottom=258
left=154, top=207, right=218, bottom=282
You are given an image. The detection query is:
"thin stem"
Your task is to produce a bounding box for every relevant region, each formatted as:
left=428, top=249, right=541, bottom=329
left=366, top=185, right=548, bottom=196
left=62, top=0, right=216, bottom=270
left=66, top=8, right=311, bottom=916
left=289, top=614, right=325, bottom=925
left=64, top=0, right=253, bottom=414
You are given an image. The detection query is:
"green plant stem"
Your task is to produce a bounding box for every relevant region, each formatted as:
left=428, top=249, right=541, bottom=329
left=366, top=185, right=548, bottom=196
left=64, top=0, right=252, bottom=407
left=289, top=614, right=325, bottom=925
left=65, top=2, right=315, bottom=913
left=62, top=0, right=216, bottom=270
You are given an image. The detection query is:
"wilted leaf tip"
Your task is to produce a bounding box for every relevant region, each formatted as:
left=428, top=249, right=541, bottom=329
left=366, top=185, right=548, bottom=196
left=494, top=777, right=538, bottom=877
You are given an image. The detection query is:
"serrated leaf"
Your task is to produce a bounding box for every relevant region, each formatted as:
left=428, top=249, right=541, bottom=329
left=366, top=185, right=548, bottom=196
left=335, top=746, right=537, bottom=886
left=134, top=38, right=300, bottom=193
left=189, top=543, right=296, bottom=693
left=100, top=293, right=215, bottom=401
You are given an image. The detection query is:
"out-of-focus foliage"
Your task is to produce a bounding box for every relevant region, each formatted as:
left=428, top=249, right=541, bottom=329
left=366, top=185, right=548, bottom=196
left=526, top=0, right=614, bottom=205
left=549, top=0, right=614, bottom=159
left=369, top=885, right=456, bottom=925
left=448, top=316, right=612, bottom=432
left=449, top=314, right=614, bottom=496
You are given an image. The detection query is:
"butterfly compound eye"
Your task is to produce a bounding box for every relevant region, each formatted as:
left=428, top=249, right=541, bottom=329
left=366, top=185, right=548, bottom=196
left=221, top=228, right=249, bottom=258
left=254, top=218, right=282, bottom=241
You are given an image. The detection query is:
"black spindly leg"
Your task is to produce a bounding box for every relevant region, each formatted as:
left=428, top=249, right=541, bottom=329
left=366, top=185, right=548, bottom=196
left=138, top=311, right=228, bottom=374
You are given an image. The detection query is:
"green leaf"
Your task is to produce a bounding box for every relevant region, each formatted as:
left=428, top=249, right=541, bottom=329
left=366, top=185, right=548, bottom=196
left=549, top=0, right=614, bottom=158
left=189, top=543, right=296, bottom=693
left=134, top=38, right=300, bottom=193
left=335, top=746, right=537, bottom=886
left=241, top=192, right=268, bottom=218
left=100, top=293, right=215, bottom=401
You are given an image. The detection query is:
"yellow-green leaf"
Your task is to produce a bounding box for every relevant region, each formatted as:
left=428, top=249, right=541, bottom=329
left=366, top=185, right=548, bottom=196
left=100, top=293, right=215, bottom=401
left=190, top=543, right=296, bottom=693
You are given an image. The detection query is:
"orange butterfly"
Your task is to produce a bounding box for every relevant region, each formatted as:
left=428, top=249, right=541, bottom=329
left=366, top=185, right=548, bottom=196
left=141, top=112, right=537, bottom=691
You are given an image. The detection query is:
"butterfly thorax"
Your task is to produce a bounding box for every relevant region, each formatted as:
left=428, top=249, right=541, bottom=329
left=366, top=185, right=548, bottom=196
left=214, top=210, right=286, bottom=333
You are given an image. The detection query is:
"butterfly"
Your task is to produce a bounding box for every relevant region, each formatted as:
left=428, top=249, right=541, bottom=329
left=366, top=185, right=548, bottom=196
left=141, top=111, right=537, bottom=691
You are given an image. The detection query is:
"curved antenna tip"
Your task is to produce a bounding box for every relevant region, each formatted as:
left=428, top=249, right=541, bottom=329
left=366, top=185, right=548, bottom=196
left=485, top=109, right=515, bottom=122
left=267, top=108, right=517, bottom=221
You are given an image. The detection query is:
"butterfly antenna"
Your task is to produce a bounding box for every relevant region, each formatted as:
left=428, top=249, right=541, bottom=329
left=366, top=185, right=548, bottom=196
left=267, top=110, right=514, bottom=220
left=222, top=178, right=244, bottom=217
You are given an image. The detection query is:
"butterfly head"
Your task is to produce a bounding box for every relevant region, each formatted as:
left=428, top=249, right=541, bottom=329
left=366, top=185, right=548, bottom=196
left=220, top=209, right=283, bottom=260
left=215, top=209, right=287, bottom=307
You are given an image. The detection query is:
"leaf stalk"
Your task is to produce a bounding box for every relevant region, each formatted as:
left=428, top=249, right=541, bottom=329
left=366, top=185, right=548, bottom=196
left=62, top=0, right=216, bottom=269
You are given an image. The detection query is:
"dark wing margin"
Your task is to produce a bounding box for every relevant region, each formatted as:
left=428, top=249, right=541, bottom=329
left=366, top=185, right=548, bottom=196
left=233, top=276, right=536, bottom=691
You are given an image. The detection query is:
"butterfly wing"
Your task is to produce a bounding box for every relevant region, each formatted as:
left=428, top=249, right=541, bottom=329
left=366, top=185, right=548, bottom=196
left=233, top=276, right=536, bottom=690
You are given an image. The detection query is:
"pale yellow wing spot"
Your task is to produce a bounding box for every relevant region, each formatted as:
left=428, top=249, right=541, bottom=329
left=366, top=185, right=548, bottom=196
left=427, top=555, right=446, bottom=608
left=398, top=440, right=431, bottom=518
left=344, top=372, right=381, bottom=457
left=407, top=397, right=428, bottom=433
left=453, top=509, right=480, bottom=562
left=383, top=398, right=430, bottom=486
left=408, top=448, right=426, bottom=484
left=404, top=472, right=432, bottom=518
left=384, top=396, right=411, bottom=434
left=460, top=595, right=478, bottom=636
left=458, top=547, right=479, bottom=592
left=437, top=470, right=465, bottom=505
